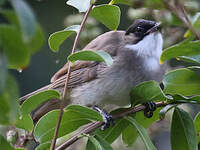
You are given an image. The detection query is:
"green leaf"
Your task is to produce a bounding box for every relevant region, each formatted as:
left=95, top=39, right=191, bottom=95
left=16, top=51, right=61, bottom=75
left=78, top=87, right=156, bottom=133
left=35, top=142, right=51, bottom=150
left=34, top=105, right=103, bottom=143
left=0, top=53, right=7, bottom=94
left=20, top=90, right=61, bottom=116
left=95, top=135, right=113, bottom=150
left=66, top=105, right=103, bottom=121
left=125, top=117, right=157, bottom=150
left=86, top=136, right=103, bottom=150
left=163, top=68, right=200, bottom=96
left=171, top=107, right=197, bottom=150
left=184, top=13, right=200, bottom=39
left=109, top=0, right=132, bottom=5
left=194, top=112, right=200, bottom=143
left=0, top=135, right=15, bottom=150
left=86, top=135, right=113, bottom=150
left=130, top=81, right=166, bottom=105
left=90, top=4, right=120, bottom=30
left=122, top=108, right=161, bottom=146
left=66, top=0, right=91, bottom=13
left=0, top=74, right=19, bottom=125
left=10, top=0, right=37, bottom=43
left=68, top=50, right=113, bottom=66
left=160, top=40, right=200, bottom=63
left=0, top=25, right=30, bottom=69
left=15, top=114, right=34, bottom=131
left=95, top=118, right=130, bottom=144
left=178, top=55, right=200, bottom=65
left=122, top=124, right=138, bottom=146
left=0, top=10, right=44, bottom=54
left=48, top=25, right=80, bottom=52
left=169, top=94, right=200, bottom=103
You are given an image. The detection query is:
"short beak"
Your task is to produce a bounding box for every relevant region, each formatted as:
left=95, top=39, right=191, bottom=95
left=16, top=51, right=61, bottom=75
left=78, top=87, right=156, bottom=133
left=145, top=22, right=161, bottom=35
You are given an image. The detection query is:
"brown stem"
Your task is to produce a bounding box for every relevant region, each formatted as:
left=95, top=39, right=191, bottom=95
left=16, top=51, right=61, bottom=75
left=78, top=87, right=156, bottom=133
left=55, top=101, right=168, bottom=150
left=50, top=4, right=95, bottom=150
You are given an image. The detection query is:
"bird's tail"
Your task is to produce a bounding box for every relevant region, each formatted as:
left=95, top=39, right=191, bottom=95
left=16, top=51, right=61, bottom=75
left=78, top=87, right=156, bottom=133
left=19, top=84, right=52, bottom=104
left=19, top=76, right=67, bottom=122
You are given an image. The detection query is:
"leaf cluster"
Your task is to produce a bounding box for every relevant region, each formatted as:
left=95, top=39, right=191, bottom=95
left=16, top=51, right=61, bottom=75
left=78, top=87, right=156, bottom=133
left=1, top=0, right=200, bottom=150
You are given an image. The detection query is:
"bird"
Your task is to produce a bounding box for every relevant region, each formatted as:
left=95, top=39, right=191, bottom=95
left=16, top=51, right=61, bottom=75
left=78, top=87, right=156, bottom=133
left=20, top=19, right=166, bottom=123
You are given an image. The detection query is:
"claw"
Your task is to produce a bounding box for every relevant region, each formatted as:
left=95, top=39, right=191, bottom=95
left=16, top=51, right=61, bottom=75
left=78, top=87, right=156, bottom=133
left=93, top=106, right=114, bottom=130
left=143, top=101, right=157, bottom=118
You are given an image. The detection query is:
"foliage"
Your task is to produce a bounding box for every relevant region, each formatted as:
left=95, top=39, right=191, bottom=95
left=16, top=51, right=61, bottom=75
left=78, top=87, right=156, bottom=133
left=0, top=0, right=200, bottom=150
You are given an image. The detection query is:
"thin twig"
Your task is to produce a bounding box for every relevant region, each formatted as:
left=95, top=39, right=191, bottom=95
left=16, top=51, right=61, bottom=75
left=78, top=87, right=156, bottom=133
left=162, top=0, right=200, bottom=40
left=56, top=101, right=168, bottom=150
left=50, top=3, right=95, bottom=150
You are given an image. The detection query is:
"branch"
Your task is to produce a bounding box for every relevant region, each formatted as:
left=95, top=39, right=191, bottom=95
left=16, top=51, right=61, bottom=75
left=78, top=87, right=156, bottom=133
left=50, top=3, right=95, bottom=150
left=55, top=101, right=168, bottom=150
left=162, top=0, right=200, bottom=40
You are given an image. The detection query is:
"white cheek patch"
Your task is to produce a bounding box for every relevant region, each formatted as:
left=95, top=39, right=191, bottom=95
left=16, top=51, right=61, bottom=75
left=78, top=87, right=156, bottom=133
left=125, top=32, right=163, bottom=72
left=125, top=32, right=163, bottom=59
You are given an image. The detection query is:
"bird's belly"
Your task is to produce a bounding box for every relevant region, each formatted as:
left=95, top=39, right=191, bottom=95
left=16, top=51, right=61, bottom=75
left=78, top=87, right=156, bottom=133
left=70, top=77, right=132, bottom=110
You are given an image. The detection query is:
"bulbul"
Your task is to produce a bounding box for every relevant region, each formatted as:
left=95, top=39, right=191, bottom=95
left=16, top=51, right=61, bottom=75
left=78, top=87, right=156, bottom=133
left=20, top=19, right=166, bottom=122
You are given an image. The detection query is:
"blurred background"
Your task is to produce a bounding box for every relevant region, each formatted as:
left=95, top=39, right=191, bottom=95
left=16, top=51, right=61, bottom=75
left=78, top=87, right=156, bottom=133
left=7, top=0, right=200, bottom=149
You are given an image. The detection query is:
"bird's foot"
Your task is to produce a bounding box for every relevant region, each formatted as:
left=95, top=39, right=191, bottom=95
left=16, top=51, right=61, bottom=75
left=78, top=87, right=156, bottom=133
left=93, top=106, right=114, bottom=130
left=143, top=101, right=157, bottom=118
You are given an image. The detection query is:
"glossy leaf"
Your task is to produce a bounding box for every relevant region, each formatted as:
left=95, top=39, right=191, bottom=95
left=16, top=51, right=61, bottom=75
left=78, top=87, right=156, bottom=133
left=10, top=0, right=37, bottom=42
left=0, top=54, right=7, bottom=94
left=178, top=55, right=200, bottom=65
left=160, top=40, right=200, bottom=63
left=68, top=50, right=113, bottom=66
left=0, top=135, right=15, bottom=150
left=21, top=90, right=61, bottom=116
left=170, top=94, right=200, bottom=103
left=95, top=118, right=129, bottom=144
left=66, top=0, right=91, bottom=13
left=125, top=117, right=157, bottom=150
left=130, top=80, right=166, bottom=105
left=86, top=135, right=113, bottom=150
left=34, top=105, right=103, bottom=143
left=194, top=112, right=200, bottom=142
left=122, top=108, right=161, bottom=146
left=171, top=107, right=197, bottom=150
left=91, top=4, right=120, bottom=30
left=0, top=74, right=19, bottom=125
left=163, top=68, right=200, bottom=96
left=0, top=25, right=30, bottom=69
left=86, top=136, right=103, bottom=150
left=122, top=124, right=138, bottom=146
left=15, top=114, right=34, bottom=131
left=48, top=25, right=80, bottom=52
left=66, top=105, right=103, bottom=121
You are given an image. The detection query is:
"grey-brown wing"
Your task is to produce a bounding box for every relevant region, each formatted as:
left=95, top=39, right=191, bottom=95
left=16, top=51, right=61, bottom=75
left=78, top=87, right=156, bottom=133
left=50, top=31, right=125, bottom=82
left=50, top=62, right=108, bottom=90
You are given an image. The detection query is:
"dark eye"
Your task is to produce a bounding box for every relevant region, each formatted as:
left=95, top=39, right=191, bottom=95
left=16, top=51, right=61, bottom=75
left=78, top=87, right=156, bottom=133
left=136, top=26, right=144, bottom=32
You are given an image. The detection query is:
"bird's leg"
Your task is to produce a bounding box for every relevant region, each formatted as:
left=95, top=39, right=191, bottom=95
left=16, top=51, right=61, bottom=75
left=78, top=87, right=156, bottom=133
left=93, top=105, right=114, bottom=130
left=143, top=101, right=157, bottom=118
